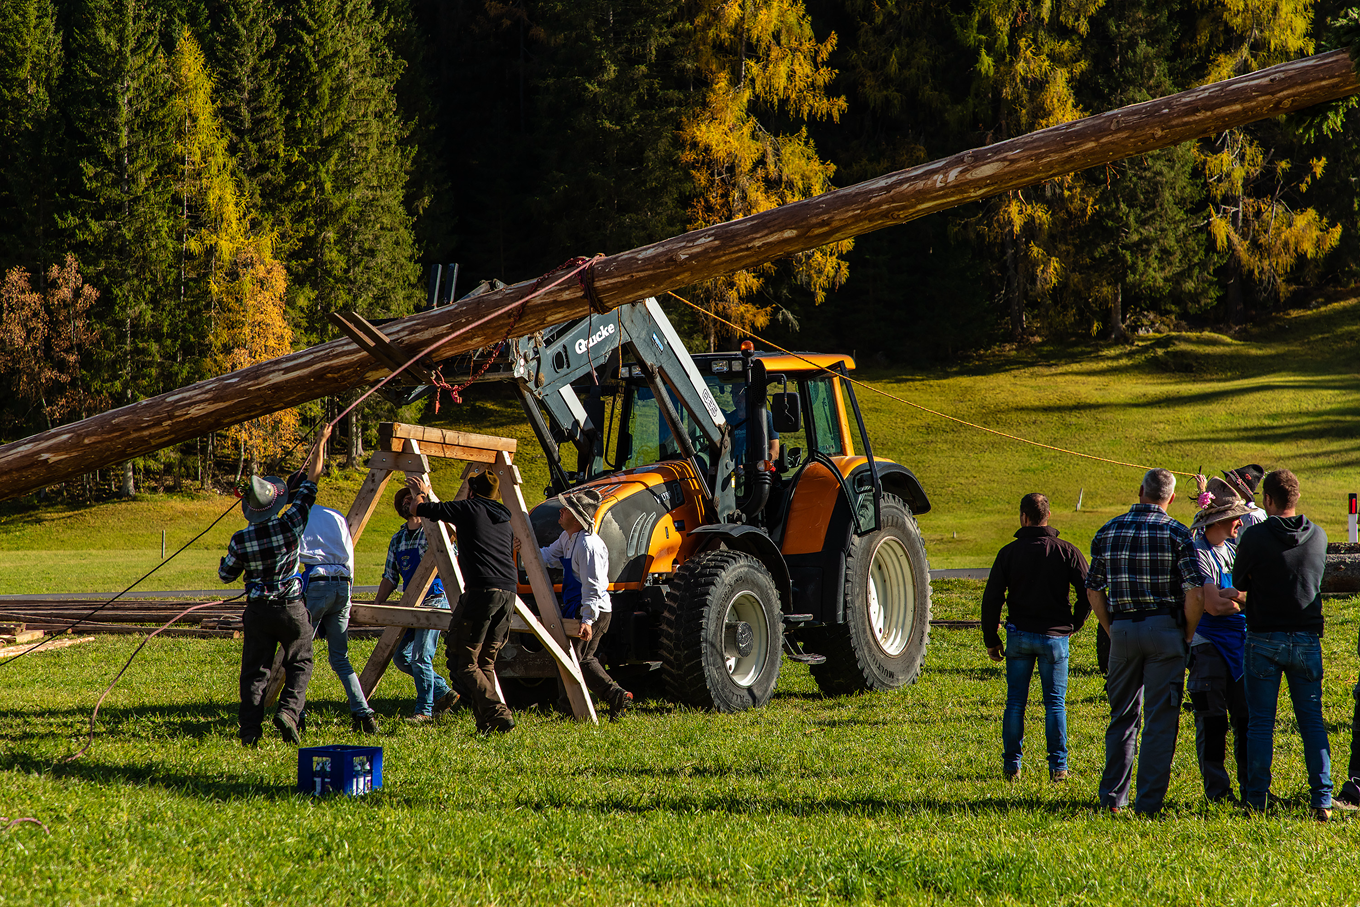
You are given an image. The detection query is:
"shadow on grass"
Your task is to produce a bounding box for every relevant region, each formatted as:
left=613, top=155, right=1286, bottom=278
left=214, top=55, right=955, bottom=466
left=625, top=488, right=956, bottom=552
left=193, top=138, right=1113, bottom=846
left=0, top=750, right=300, bottom=801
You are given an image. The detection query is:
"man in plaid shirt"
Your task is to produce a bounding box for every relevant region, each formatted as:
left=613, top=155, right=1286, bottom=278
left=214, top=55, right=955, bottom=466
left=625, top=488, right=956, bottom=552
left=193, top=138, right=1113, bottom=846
left=220, top=426, right=330, bottom=745
left=1087, top=467, right=1204, bottom=815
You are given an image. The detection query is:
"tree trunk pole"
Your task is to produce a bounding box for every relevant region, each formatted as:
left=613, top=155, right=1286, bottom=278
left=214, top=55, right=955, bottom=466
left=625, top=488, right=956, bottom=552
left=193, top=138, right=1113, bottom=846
left=0, top=50, right=1356, bottom=500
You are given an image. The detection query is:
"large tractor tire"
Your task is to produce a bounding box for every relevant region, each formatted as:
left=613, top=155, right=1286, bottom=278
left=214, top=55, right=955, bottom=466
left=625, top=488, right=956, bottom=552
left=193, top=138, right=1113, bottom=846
left=807, top=494, right=931, bottom=694
left=661, top=549, right=783, bottom=712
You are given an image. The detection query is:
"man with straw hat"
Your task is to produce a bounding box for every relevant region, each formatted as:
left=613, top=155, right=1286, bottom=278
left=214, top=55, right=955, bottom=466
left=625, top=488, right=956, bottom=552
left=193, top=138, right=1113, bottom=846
left=1183, top=478, right=1255, bottom=803
left=537, top=487, right=633, bottom=720
left=406, top=468, right=517, bottom=734
left=1221, top=464, right=1267, bottom=533
left=219, top=425, right=331, bottom=746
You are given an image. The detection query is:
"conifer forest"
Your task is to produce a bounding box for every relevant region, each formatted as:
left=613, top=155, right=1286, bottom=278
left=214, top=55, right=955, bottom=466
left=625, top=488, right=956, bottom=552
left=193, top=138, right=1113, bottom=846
left=1, top=0, right=1357, bottom=494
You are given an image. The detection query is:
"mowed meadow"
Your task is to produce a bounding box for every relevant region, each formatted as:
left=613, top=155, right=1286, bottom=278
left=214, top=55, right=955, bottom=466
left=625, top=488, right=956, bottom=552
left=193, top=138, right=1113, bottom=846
left=2, top=299, right=1360, bottom=903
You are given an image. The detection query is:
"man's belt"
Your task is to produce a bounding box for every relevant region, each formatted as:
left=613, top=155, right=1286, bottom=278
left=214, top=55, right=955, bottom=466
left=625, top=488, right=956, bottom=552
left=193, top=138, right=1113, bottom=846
left=1110, top=605, right=1180, bottom=622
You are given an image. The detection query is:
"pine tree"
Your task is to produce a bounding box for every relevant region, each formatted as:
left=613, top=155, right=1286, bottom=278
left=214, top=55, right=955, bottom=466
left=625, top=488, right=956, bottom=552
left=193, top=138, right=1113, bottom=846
left=0, top=0, right=63, bottom=274
left=679, top=0, right=852, bottom=349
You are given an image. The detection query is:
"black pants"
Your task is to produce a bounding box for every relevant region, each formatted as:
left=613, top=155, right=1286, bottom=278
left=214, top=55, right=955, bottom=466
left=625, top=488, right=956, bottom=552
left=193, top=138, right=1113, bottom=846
left=240, top=595, right=313, bottom=741
left=1187, top=642, right=1249, bottom=801
left=557, top=610, right=629, bottom=712
left=446, top=588, right=515, bottom=729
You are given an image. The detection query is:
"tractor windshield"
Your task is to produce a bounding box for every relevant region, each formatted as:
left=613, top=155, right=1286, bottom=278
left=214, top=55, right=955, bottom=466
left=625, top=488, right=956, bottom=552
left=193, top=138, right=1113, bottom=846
left=618, top=375, right=739, bottom=472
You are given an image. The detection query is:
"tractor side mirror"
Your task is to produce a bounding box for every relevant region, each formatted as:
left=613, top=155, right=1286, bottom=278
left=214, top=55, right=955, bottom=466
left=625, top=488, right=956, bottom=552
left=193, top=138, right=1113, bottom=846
left=779, top=446, right=803, bottom=472
left=770, top=393, right=801, bottom=433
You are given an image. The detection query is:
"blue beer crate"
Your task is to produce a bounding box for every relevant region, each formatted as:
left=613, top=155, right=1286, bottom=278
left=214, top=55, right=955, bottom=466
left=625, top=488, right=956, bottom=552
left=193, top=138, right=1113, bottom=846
left=297, top=745, right=383, bottom=797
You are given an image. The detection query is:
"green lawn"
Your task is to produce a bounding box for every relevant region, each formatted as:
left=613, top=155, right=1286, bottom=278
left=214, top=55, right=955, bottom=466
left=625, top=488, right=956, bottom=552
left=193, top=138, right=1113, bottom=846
left=3, top=581, right=1360, bottom=905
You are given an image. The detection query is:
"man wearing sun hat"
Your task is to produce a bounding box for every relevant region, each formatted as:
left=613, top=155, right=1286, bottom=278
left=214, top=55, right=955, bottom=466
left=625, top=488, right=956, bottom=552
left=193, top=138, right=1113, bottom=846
left=1222, top=464, right=1267, bottom=533
left=406, top=468, right=517, bottom=734
left=1183, top=484, right=1255, bottom=803
left=537, top=487, right=633, bottom=720
left=219, top=425, right=331, bottom=746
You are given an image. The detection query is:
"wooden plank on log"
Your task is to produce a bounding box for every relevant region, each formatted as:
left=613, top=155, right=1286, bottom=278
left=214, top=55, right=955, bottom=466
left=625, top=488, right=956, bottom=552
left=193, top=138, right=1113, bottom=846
left=17, top=622, right=241, bottom=639
left=329, top=312, right=436, bottom=383
left=0, top=635, right=95, bottom=658
left=0, top=50, right=1356, bottom=500
left=380, top=423, right=517, bottom=454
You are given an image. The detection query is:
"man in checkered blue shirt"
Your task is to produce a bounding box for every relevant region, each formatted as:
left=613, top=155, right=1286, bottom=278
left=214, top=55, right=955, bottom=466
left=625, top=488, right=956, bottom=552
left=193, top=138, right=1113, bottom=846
left=1087, top=467, right=1204, bottom=815
left=220, top=426, right=330, bottom=745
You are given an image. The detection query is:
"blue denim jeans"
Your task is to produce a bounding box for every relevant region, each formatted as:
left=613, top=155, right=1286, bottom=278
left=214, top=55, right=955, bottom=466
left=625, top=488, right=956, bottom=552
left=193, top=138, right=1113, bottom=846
left=1243, top=630, right=1332, bottom=810
left=393, top=595, right=453, bottom=715
left=1003, top=629, right=1070, bottom=774
left=303, top=577, right=373, bottom=718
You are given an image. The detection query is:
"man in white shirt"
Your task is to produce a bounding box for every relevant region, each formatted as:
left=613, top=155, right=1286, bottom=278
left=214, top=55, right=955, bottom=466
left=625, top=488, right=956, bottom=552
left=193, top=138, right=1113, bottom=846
left=537, top=487, right=632, bottom=719
left=300, top=503, right=378, bottom=734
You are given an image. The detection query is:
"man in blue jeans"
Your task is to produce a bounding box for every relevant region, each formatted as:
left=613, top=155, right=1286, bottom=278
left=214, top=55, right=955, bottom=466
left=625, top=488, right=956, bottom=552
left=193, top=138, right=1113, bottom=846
left=299, top=501, right=379, bottom=734
left=1232, top=468, right=1332, bottom=820
left=981, top=493, right=1090, bottom=782
left=374, top=487, right=459, bottom=724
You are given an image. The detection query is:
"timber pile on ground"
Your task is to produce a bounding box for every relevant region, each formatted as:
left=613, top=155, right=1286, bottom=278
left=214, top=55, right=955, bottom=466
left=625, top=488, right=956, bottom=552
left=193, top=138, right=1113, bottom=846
left=0, top=599, right=386, bottom=640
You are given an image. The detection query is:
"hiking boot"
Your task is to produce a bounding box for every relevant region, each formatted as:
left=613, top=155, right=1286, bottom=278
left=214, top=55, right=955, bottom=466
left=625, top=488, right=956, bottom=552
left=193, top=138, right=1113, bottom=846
left=433, top=690, right=460, bottom=717
left=608, top=690, right=633, bottom=722
left=482, top=715, right=515, bottom=735
left=1334, top=780, right=1360, bottom=810
left=1314, top=807, right=1332, bottom=823
left=352, top=713, right=380, bottom=735
left=405, top=713, right=434, bottom=725
left=1004, top=769, right=1020, bottom=782
left=241, top=734, right=261, bottom=748
left=1050, top=770, right=1069, bottom=783
left=273, top=712, right=302, bottom=745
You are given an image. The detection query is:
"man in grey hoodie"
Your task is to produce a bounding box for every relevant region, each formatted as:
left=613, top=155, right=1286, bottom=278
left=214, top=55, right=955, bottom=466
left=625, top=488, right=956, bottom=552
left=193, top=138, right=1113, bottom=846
left=1232, top=468, right=1332, bottom=819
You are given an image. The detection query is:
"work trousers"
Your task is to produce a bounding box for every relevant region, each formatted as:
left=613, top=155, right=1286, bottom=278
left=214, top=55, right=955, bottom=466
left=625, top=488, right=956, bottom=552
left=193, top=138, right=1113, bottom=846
left=1187, top=642, right=1248, bottom=802
left=556, top=610, right=629, bottom=713
left=1348, top=629, right=1360, bottom=785
left=1100, top=614, right=1185, bottom=814
left=240, top=595, right=313, bottom=741
left=446, top=588, right=515, bottom=730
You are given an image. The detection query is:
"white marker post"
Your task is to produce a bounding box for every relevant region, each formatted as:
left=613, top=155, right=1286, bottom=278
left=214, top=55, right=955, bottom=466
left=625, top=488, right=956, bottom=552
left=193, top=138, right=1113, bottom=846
left=1349, top=493, right=1357, bottom=544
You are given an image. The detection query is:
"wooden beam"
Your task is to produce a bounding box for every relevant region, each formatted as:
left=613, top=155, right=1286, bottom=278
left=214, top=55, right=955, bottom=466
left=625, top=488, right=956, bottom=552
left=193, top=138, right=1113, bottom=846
left=351, top=602, right=582, bottom=637
left=367, top=450, right=431, bottom=475
left=378, top=439, right=505, bottom=464
left=329, top=312, right=436, bottom=383
left=380, top=423, right=517, bottom=453
left=1, top=50, right=1355, bottom=499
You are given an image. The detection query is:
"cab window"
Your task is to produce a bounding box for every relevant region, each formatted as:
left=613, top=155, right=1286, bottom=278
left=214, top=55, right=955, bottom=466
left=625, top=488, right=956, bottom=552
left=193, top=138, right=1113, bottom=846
left=804, top=377, right=844, bottom=457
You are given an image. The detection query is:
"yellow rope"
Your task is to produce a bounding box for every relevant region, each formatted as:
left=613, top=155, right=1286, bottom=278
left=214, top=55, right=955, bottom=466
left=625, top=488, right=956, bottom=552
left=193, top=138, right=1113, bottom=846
left=666, top=290, right=1197, bottom=479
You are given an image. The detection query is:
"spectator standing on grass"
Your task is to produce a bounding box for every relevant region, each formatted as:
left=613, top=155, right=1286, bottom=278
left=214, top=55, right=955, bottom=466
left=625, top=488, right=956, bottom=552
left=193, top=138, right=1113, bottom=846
left=373, top=487, right=460, bottom=724
left=299, top=500, right=379, bottom=735
left=1183, top=482, right=1254, bottom=803
left=219, top=425, right=330, bottom=746
left=1222, top=464, right=1268, bottom=534
left=981, top=493, right=1090, bottom=783
left=1232, top=468, right=1333, bottom=820
left=1087, top=468, right=1204, bottom=816
left=407, top=469, right=518, bottom=734
left=537, top=488, right=633, bottom=720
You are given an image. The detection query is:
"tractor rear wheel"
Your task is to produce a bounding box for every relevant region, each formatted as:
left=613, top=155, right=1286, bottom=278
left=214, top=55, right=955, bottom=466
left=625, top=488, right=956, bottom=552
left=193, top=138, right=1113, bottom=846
left=807, top=494, right=931, bottom=694
left=661, top=549, right=783, bottom=712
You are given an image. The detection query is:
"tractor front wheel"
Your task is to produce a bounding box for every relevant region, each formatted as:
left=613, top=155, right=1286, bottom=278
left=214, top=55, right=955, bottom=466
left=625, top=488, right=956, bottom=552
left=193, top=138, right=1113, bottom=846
left=807, top=494, right=931, bottom=694
left=660, top=549, right=783, bottom=712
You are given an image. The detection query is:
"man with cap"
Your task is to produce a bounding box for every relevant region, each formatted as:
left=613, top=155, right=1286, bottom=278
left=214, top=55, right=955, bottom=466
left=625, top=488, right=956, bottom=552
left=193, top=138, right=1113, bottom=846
left=1233, top=468, right=1333, bottom=819
left=537, top=487, right=633, bottom=720
left=219, top=425, right=330, bottom=745
left=373, top=486, right=460, bottom=724
left=405, top=468, right=517, bottom=734
left=1087, top=467, right=1205, bottom=815
left=299, top=498, right=379, bottom=734
left=1183, top=482, right=1254, bottom=802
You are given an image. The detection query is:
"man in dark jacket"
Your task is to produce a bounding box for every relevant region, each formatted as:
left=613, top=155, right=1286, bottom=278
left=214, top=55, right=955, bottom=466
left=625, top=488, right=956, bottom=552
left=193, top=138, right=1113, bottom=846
left=406, top=468, right=518, bottom=734
left=982, top=493, right=1090, bottom=782
left=1233, top=468, right=1333, bottom=819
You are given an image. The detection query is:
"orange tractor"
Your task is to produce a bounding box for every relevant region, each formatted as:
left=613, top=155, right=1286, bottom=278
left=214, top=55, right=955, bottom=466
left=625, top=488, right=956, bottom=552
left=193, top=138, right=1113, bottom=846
left=475, top=296, right=933, bottom=710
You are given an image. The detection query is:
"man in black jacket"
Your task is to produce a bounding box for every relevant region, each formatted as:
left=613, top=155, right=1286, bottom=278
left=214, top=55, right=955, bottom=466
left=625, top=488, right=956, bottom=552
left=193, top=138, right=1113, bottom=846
left=1233, top=468, right=1332, bottom=819
left=981, top=493, right=1091, bottom=782
left=406, top=468, right=518, bottom=734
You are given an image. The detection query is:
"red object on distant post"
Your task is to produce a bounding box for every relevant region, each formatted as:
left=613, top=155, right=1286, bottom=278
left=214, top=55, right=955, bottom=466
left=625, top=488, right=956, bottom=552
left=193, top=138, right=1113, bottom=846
left=1349, top=493, right=1358, bottom=543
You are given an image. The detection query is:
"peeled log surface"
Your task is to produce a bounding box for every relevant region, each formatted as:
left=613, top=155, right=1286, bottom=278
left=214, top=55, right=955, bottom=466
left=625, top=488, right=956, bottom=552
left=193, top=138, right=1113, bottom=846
left=0, top=50, right=1356, bottom=500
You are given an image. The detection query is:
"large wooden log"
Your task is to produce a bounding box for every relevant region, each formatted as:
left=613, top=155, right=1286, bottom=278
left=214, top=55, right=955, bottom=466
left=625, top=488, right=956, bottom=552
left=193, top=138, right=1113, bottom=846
left=0, top=50, right=1355, bottom=500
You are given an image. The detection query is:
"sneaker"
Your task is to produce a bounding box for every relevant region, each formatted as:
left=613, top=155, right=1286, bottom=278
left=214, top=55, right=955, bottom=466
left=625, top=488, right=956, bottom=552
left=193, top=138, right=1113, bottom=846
left=273, top=712, right=302, bottom=745
left=433, top=690, right=460, bottom=717
left=1334, top=780, right=1360, bottom=810
left=405, top=713, right=434, bottom=725
left=1314, top=807, right=1332, bottom=823
left=1050, top=770, right=1069, bottom=783
left=608, top=690, right=633, bottom=721
left=352, top=713, right=380, bottom=735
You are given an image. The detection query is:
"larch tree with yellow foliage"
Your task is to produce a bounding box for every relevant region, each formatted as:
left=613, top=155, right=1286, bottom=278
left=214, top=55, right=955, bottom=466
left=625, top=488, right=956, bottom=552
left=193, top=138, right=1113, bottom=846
left=680, top=0, right=852, bottom=350
left=169, top=29, right=296, bottom=482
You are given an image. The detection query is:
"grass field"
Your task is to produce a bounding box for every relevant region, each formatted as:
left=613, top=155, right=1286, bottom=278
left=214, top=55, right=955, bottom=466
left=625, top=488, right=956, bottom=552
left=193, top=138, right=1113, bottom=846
left=3, top=581, right=1360, bottom=905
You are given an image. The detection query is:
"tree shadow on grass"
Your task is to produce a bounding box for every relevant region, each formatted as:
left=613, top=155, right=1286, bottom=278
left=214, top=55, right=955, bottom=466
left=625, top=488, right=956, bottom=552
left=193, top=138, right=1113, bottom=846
left=0, top=702, right=233, bottom=745
left=0, top=749, right=301, bottom=801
